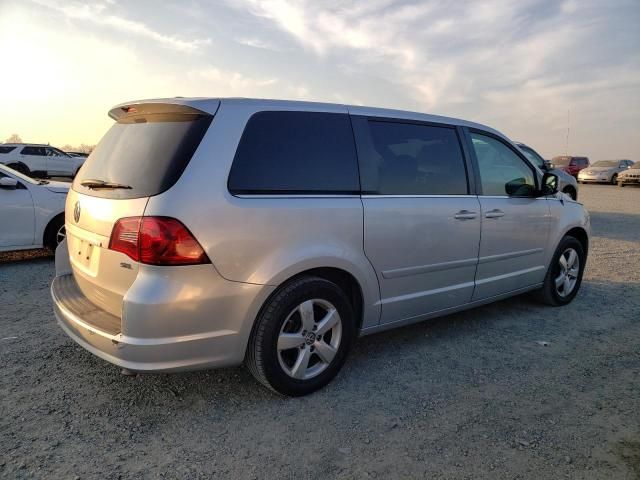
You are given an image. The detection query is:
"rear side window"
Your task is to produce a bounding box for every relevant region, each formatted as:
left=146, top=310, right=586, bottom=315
left=74, top=112, right=212, bottom=199
left=228, top=111, right=359, bottom=194
left=0, top=146, right=16, bottom=154
left=21, top=146, right=46, bottom=156
left=352, top=118, right=468, bottom=195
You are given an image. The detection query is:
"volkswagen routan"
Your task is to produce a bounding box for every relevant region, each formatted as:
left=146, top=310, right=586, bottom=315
left=52, top=98, right=590, bottom=396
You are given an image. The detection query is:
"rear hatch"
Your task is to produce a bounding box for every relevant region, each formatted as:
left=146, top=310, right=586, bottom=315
left=66, top=101, right=215, bottom=320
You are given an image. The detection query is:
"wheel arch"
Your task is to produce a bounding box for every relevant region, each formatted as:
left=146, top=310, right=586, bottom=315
left=564, top=226, right=589, bottom=256
left=6, top=161, right=30, bottom=174
left=43, top=212, right=65, bottom=248
left=562, top=184, right=577, bottom=199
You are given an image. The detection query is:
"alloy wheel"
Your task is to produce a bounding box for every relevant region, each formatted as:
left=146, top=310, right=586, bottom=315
left=277, top=299, right=342, bottom=380
left=56, top=225, right=66, bottom=245
left=555, top=248, right=580, bottom=297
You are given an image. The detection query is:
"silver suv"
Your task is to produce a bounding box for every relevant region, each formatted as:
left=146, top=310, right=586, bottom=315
left=52, top=98, right=590, bottom=396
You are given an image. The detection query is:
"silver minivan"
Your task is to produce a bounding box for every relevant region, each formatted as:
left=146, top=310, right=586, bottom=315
left=52, top=98, right=590, bottom=396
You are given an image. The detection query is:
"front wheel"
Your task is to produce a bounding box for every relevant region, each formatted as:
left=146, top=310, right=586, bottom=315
left=245, top=276, right=355, bottom=396
left=611, top=173, right=618, bottom=185
left=6, top=162, right=30, bottom=176
left=534, top=236, right=586, bottom=306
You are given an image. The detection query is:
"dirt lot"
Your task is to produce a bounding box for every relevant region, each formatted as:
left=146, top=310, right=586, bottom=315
left=1, top=184, right=639, bottom=479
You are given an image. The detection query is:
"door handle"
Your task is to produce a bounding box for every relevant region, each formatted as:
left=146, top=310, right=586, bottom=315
left=454, top=210, right=477, bottom=220
left=485, top=209, right=505, bottom=218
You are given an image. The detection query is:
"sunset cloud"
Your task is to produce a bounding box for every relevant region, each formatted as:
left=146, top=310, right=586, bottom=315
left=0, top=0, right=638, bottom=159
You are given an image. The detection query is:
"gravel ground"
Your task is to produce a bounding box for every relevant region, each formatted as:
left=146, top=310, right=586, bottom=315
left=1, top=184, right=639, bottom=479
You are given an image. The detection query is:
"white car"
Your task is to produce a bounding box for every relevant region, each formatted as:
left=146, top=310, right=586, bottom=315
left=577, top=159, right=634, bottom=184
left=0, top=163, right=69, bottom=252
left=0, top=143, right=86, bottom=178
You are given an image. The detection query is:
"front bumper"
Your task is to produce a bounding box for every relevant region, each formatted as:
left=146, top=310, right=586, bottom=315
left=618, top=176, right=640, bottom=184
left=52, top=271, right=273, bottom=373
left=578, top=175, right=609, bottom=183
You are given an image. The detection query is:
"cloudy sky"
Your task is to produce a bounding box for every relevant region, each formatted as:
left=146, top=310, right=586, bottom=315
left=0, top=0, right=638, bottom=159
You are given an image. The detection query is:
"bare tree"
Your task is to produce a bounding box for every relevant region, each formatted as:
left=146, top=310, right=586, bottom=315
left=5, top=133, right=23, bottom=143
left=77, top=143, right=95, bottom=154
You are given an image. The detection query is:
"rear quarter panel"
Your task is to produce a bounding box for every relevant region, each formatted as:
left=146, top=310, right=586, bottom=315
left=143, top=101, right=382, bottom=328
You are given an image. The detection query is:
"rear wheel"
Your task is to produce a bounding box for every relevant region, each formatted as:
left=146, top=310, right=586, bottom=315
left=534, top=236, right=585, bottom=306
left=6, top=162, right=30, bottom=176
left=611, top=173, right=618, bottom=185
left=246, top=276, right=355, bottom=396
left=44, top=214, right=66, bottom=250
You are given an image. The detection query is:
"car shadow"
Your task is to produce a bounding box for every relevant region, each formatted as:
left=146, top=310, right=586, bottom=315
left=57, top=278, right=639, bottom=412
left=588, top=211, right=640, bottom=242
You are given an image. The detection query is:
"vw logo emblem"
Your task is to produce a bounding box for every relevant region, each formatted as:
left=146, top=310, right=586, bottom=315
left=304, top=331, right=316, bottom=345
left=73, top=201, right=81, bottom=223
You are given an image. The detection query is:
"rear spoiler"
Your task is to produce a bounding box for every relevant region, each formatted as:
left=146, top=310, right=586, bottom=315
left=108, top=101, right=216, bottom=122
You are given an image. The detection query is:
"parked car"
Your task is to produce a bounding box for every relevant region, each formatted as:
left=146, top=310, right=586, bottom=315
left=0, top=163, right=68, bottom=252
left=515, top=142, right=578, bottom=200
left=550, top=156, right=589, bottom=177
left=577, top=159, right=634, bottom=184
left=51, top=98, right=590, bottom=396
left=617, top=161, right=640, bottom=187
left=0, top=143, right=86, bottom=178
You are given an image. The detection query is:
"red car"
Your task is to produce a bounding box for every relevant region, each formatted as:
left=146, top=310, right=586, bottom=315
left=550, top=156, right=590, bottom=177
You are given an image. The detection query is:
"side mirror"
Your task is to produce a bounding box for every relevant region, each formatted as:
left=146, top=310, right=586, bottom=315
left=541, top=172, right=559, bottom=196
left=505, top=178, right=536, bottom=197
left=0, top=177, right=18, bottom=189
left=543, top=160, right=552, bottom=170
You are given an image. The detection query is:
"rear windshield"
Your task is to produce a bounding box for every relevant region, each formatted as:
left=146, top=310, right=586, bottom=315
left=591, top=160, right=618, bottom=167
left=74, top=112, right=212, bottom=199
left=518, top=145, right=545, bottom=169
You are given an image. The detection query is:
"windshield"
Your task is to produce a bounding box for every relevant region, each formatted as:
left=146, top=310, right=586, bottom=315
left=74, top=112, right=212, bottom=199
left=552, top=156, right=571, bottom=166
left=0, top=163, right=40, bottom=185
left=518, top=145, right=545, bottom=168
left=592, top=160, right=618, bottom=167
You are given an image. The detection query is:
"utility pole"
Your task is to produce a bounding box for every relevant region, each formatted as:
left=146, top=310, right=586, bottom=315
left=565, top=109, right=570, bottom=156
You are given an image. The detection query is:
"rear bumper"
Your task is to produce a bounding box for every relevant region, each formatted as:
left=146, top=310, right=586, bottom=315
left=52, top=272, right=273, bottom=372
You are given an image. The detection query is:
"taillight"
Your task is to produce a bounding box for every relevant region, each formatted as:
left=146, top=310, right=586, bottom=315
left=109, top=217, right=210, bottom=266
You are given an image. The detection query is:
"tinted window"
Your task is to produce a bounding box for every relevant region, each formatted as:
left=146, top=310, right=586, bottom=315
left=0, top=146, right=16, bottom=154
left=21, top=146, right=46, bottom=156
left=45, top=147, right=67, bottom=157
left=353, top=119, right=468, bottom=195
left=228, top=111, right=359, bottom=194
left=577, top=158, right=588, bottom=166
left=74, top=112, right=212, bottom=199
left=471, top=132, right=535, bottom=196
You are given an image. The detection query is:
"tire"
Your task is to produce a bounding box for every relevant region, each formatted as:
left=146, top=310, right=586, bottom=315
left=534, top=236, right=586, bottom=306
left=6, top=162, right=30, bottom=176
left=611, top=173, right=618, bottom=185
left=562, top=186, right=577, bottom=200
left=245, top=276, right=355, bottom=396
left=44, top=214, right=66, bottom=250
